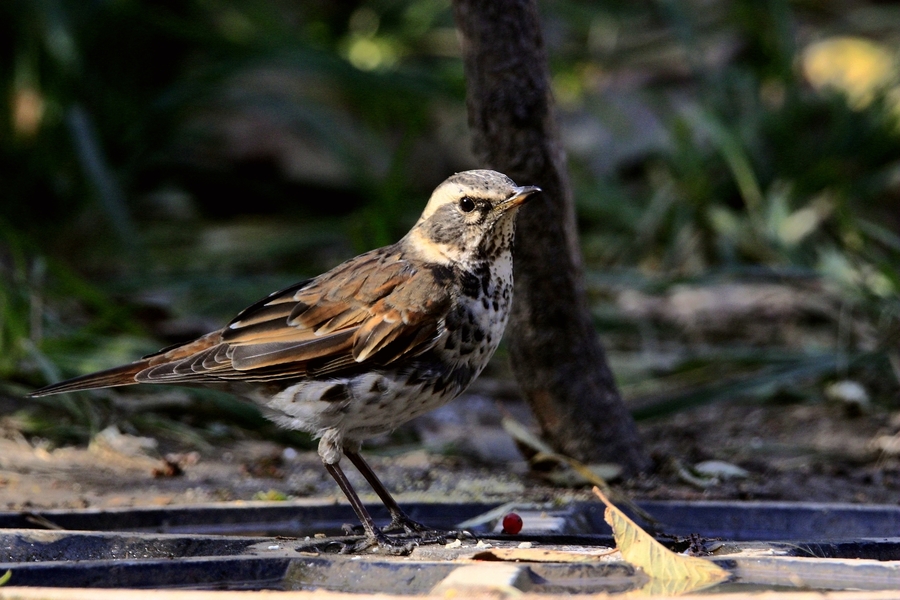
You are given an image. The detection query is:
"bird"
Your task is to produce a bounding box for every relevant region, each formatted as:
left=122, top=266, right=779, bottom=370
left=29, top=169, right=540, bottom=552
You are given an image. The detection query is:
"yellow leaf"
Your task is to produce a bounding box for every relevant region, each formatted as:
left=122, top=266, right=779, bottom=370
left=0, top=570, right=10, bottom=587
left=593, top=487, right=729, bottom=595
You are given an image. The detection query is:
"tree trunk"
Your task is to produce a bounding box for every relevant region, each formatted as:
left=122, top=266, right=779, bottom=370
left=451, top=0, right=651, bottom=475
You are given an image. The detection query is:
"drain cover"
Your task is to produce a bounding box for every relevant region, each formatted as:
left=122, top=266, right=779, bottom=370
left=1, top=501, right=899, bottom=593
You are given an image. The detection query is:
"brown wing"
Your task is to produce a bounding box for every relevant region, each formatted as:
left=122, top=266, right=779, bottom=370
left=28, top=247, right=453, bottom=396
left=218, top=247, right=452, bottom=375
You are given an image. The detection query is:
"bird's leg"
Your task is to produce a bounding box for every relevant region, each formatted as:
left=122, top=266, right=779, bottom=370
left=323, top=461, right=413, bottom=554
left=342, top=448, right=425, bottom=533
left=344, top=448, right=467, bottom=542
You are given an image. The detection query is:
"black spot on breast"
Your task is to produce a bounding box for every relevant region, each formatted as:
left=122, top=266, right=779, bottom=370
left=459, top=325, right=472, bottom=344
left=450, top=364, right=474, bottom=388
left=428, top=264, right=454, bottom=285
left=320, top=384, right=348, bottom=402
left=446, top=304, right=470, bottom=331
left=444, top=335, right=456, bottom=350
left=460, top=271, right=481, bottom=298
left=482, top=297, right=489, bottom=309
left=473, top=263, right=491, bottom=295
left=492, top=299, right=499, bottom=311
left=473, top=327, right=485, bottom=342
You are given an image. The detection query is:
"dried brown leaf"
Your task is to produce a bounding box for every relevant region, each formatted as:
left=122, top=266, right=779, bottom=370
left=472, top=547, right=618, bottom=563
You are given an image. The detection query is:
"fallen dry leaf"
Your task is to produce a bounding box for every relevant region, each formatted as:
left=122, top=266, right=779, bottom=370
left=473, top=547, right=618, bottom=563
left=593, top=486, right=729, bottom=595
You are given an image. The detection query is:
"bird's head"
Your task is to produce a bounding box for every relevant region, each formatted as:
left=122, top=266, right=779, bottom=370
left=405, top=170, right=540, bottom=265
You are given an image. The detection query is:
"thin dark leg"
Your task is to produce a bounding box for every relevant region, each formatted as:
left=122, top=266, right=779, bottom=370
left=344, top=448, right=465, bottom=541
left=324, top=461, right=383, bottom=540
left=323, top=460, right=415, bottom=554
left=343, top=449, right=414, bottom=525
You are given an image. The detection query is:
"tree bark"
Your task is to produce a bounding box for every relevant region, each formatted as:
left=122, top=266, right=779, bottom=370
left=451, top=0, right=651, bottom=475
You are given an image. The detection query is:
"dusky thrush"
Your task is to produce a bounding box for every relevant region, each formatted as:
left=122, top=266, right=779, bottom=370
left=29, top=169, right=540, bottom=551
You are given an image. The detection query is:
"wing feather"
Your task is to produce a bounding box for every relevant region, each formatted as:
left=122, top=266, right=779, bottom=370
left=30, top=245, right=455, bottom=395
left=229, top=330, right=356, bottom=370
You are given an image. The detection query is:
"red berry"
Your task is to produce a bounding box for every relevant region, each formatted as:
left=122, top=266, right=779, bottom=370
left=502, top=512, right=523, bottom=535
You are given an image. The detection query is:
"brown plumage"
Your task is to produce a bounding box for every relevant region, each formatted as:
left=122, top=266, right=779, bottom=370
left=29, top=169, right=540, bottom=552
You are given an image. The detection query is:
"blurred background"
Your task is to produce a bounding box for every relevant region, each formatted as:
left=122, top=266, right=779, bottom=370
left=1, top=0, right=899, bottom=485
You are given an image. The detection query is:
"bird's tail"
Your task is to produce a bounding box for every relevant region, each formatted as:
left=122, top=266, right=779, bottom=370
left=27, top=362, right=147, bottom=397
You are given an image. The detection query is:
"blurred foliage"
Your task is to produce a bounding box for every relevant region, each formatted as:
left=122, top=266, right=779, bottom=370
left=557, top=0, right=900, bottom=417
left=1, top=0, right=899, bottom=449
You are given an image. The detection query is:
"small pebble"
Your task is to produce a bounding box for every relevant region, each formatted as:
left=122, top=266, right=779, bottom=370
left=517, top=541, right=533, bottom=549
left=267, top=545, right=280, bottom=550
left=475, top=540, right=493, bottom=549
left=445, top=539, right=463, bottom=549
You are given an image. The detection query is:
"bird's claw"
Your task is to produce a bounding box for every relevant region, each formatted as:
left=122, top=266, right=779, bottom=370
left=382, top=514, right=431, bottom=535
left=383, top=516, right=475, bottom=544
left=338, top=531, right=417, bottom=555
left=334, top=517, right=474, bottom=553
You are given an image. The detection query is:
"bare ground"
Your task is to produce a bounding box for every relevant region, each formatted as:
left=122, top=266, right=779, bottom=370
left=2, top=385, right=899, bottom=513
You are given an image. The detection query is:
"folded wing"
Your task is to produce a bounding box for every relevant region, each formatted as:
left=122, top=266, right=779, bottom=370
left=29, top=247, right=454, bottom=396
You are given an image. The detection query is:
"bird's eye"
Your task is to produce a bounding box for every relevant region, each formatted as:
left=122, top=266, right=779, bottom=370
left=459, top=197, right=476, bottom=213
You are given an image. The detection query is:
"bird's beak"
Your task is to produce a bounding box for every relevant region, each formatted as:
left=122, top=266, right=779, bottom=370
left=502, top=185, right=541, bottom=210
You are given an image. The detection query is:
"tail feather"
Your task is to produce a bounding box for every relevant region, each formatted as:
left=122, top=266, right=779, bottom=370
left=28, top=362, right=147, bottom=397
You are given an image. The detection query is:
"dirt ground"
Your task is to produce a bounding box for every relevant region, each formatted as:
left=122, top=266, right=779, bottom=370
left=2, top=381, right=899, bottom=514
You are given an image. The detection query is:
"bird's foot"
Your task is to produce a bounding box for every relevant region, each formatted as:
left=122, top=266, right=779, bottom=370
left=337, top=530, right=417, bottom=555
left=383, top=515, right=474, bottom=544
left=382, top=514, right=430, bottom=535
left=338, top=518, right=474, bottom=550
